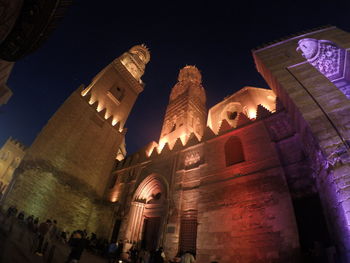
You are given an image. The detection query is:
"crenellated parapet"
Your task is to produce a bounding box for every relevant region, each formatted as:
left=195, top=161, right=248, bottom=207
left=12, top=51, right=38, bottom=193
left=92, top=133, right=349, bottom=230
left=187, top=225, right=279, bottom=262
left=207, top=86, right=276, bottom=134
left=115, top=98, right=278, bottom=171
left=79, top=85, right=126, bottom=134
left=80, top=45, right=150, bottom=132
left=7, top=136, right=26, bottom=151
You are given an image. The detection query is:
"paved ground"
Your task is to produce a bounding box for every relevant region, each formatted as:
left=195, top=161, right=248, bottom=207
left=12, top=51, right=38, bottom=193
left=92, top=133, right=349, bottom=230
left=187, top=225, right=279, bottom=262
left=0, top=214, right=110, bottom=263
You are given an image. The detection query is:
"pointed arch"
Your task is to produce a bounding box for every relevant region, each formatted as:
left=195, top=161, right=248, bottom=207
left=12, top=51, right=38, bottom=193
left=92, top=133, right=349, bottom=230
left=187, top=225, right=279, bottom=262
left=124, top=173, right=169, bottom=250
left=133, top=173, right=168, bottom=203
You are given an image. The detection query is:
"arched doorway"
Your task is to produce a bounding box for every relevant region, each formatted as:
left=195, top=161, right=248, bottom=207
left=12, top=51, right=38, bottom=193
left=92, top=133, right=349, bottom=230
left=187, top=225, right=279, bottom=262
left=125, top=174, right=167, bottom=251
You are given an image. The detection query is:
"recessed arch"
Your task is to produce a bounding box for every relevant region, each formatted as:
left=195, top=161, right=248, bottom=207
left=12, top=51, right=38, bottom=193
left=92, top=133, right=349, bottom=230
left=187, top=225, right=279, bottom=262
left=133, top=173, right=168, bottom=203
left=124, top=173, right=169, bottom=251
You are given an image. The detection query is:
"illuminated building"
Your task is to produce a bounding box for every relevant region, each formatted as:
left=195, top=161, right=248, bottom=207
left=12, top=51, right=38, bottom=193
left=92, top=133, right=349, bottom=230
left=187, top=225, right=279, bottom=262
left=109, top=26, right=350, bottom=262
left=2, top=45, right=150, bottom=237
left=0, top=137, right=25, bottom=197
left=3, top=26, right=350, bottom=262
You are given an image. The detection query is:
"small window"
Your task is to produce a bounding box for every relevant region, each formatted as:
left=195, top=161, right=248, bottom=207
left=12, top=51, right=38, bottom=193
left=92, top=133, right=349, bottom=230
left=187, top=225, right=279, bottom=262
left=227, top=111, right=238, bottom=120
left=109, top=85, right=125, bottom=102
left=225, top=136, right=244, bottom=166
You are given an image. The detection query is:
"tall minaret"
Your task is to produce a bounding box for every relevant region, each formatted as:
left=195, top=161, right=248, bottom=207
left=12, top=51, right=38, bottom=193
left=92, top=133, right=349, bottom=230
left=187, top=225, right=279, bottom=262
left=2, top=45, right=150, bottom=237
left=81, top=44, right=150, bottom=131
left=159, top=66, right=207, bottom=150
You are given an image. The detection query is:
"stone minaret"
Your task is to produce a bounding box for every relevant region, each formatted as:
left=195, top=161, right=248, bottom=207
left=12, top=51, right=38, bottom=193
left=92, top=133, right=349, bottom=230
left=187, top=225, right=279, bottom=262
left=2, top=45, right=150, bottom=236
left=159, top=66, right=207, bottom=150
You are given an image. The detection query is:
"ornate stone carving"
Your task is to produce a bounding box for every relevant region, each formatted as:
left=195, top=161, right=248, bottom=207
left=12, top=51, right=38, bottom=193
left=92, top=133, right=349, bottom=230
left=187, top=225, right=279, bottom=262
left=297, top=38, right=345, bottom=81
left=220, top=102, right=242, bottom=128
left=267, top=118, right=293, bottom=141
left=324, top=143, right=350, bottom=169
left=170, top=82, right=186, bottom=101
left=184, top=151, right=201, bottom=167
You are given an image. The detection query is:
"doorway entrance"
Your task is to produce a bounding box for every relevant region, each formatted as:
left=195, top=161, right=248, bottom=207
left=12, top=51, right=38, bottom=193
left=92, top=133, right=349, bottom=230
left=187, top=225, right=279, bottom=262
left=124, top=174, right=168, bottom=249
left=110, top=219, right=122, bottom=242
left=141, top=217, right=161, bottom=251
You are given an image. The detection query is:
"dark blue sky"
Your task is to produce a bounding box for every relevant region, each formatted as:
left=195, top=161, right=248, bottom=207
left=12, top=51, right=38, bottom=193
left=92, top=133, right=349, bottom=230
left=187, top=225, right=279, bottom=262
left=2, top=1, right=350, bottom=154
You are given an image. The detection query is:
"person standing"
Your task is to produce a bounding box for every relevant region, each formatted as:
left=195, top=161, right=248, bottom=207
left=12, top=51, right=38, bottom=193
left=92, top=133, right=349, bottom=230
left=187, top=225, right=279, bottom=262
left=35, top=219, right=52, bottom=256
left=107, top=240, right=118, bottom=263
left=129, top=244, right=139, bottom=263
left=66, top=230, right=87, bottom=263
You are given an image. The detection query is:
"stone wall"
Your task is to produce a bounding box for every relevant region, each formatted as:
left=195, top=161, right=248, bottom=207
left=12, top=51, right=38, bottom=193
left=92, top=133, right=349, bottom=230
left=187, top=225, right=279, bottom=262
left=27, top=88, right=122, bottom=196
left=112, top=113, right=300, bottom=262
left=253, top=26, right=350, bottom=261
left=197, top=168, right=298, bottom=263
left=2, top=87, right=123, bottom=237
left=4, top=160, right=114, bottom=237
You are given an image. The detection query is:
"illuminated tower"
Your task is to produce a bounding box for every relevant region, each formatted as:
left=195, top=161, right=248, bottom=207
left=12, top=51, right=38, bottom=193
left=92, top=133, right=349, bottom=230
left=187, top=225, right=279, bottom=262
left=2, top=45, right=150, bottom=236
left=159, top=66, right=207, bottom=150
left=81, top=44, right=150, bottom=132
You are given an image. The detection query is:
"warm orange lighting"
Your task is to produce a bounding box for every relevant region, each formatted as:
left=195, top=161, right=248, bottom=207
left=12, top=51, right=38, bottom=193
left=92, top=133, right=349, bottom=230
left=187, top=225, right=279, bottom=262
left=157, top=140, right=166, bottom=153
left=146, top=141, right=158, bottom=157
left=112, top=119, right=118, bottom=126
left=260, top=104, right=270, bottom=111
left=97, top=103, right=104, bottom=112
left=81, top=89, right=88, bottom=97
left=111, top=196, right=117, bottom=202
left=180, top=133, right=188, bottom=146
left=248, top=109, right=257, bottom=119
left=81, top=86, right=92, bottom=97
left=104, top=112, right=111, bottom=120
left=146, top=147, right=154, bottom=157
left=88, top=98, right=95, bottom=105
left=267, top=95, right=275, bottom=101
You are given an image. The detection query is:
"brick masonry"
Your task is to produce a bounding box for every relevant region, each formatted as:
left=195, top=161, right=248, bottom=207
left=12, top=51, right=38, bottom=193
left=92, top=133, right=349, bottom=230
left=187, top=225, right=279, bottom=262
left=253, top=26, right=350, bottom=261
left=111, top=112, right=302, bottom=263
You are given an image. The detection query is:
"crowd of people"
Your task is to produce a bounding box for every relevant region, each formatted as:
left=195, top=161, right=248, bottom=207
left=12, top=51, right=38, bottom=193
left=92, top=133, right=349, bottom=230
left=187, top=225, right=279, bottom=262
left=122, top=244, right=197, bottom=263
left=1, top=205, right=115, bottom=262
left=1, top=206, right=212, bottom=263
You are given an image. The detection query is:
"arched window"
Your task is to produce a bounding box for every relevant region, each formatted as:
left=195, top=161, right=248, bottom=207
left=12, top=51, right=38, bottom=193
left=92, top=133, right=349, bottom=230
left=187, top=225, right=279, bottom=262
left=225, top=136, right=244, bottom=166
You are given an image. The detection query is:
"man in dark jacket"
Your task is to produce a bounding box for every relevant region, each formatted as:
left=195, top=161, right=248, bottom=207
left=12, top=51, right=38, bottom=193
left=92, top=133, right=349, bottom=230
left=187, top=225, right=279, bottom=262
left=66, top=230, right=87, bottom=263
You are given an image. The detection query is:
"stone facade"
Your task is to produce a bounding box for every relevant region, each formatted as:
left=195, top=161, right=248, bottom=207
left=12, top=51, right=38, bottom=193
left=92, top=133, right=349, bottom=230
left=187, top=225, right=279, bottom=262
left=109, top=67, right=305, bottom=262
left=159, top=66, right=207, bottom=149
left=253, top=26, right=350, bottom=262
left=1, top=45, right=150, bottom=236
left=109, top=28, right=350, bottom=261
left=0, top=137, right=25, bottom=196
left=2, top=26, right=350, bottom=263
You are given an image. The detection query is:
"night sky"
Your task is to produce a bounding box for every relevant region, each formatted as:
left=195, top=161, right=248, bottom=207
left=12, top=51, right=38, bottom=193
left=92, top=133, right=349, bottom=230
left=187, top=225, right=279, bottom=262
left=2, top=1, right=350, bottom=154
